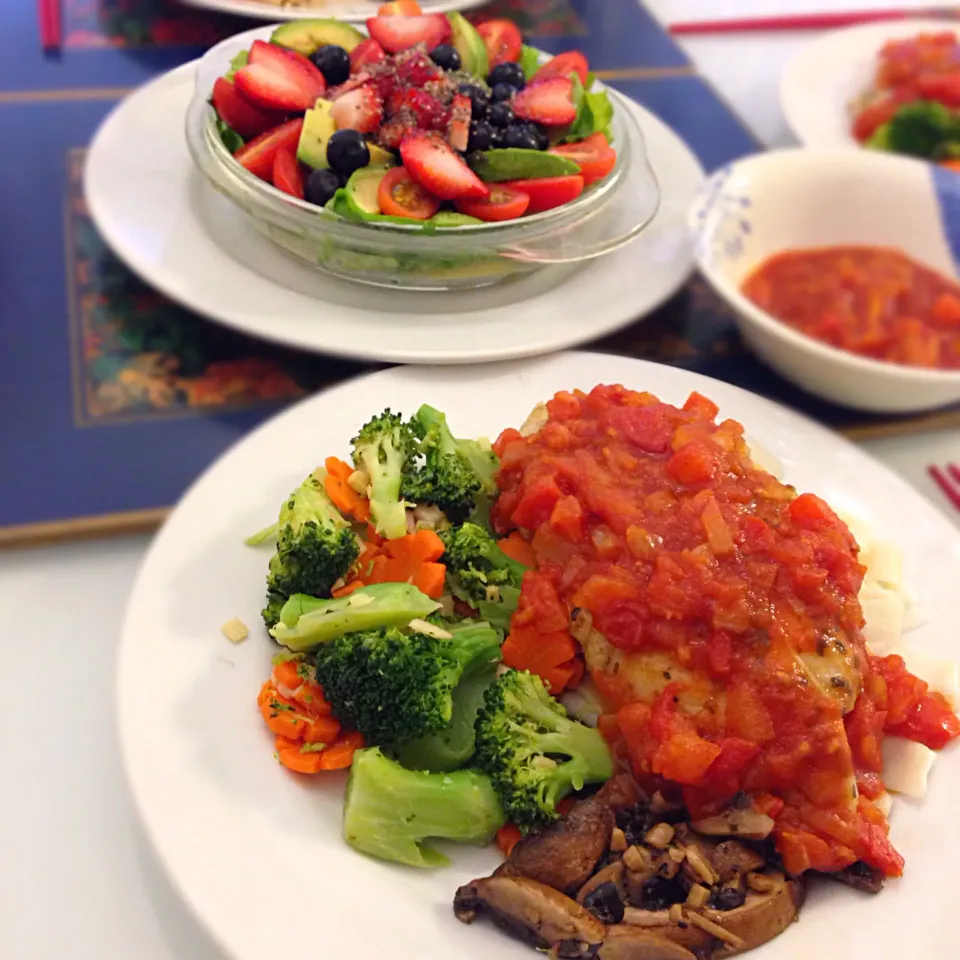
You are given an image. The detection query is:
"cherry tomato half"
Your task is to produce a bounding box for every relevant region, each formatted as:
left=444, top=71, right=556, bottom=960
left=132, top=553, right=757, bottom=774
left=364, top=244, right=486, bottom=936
left=532, top=50, right=590, bottom=87
left=455, top=184, right=530, bottom=221
left=477, top=19, right=523, bottom=67
left=499, top=174, right=584, bottom=213
left=549, top=132, right=616, bottom=185
left=378, top=166, right=441, bottom=219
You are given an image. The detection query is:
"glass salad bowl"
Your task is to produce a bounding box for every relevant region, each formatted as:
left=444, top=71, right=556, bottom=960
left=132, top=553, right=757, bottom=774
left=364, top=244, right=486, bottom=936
left=184, top=25, right=662, bottom=291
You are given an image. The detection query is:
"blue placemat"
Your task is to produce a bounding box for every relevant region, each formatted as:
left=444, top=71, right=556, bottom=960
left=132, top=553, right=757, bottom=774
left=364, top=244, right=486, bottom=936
left=1, top=0, right=953, bottom=545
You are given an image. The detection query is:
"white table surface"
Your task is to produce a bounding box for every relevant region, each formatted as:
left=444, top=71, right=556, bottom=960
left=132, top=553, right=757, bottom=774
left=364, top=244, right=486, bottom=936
left=5, top=2, right=960, bottom=959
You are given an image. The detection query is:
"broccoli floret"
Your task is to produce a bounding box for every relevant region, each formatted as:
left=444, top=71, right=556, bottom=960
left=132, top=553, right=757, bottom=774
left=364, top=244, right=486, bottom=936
left=261, top=472, right=359, bottom=628
left=474, top=669, right=614, bottom=833
left=270, top=582, right=441, bottom=652
left=867, top=100, right=960, bottom=158
left=313, top=619, right=502, bottom=747
left=404, top=404, right=500, bottom=525
left=343, top=747, right=505, bottom=867
left=440, top=522, right=528, bottom=631
left=351, top=410, right=418, bottom=540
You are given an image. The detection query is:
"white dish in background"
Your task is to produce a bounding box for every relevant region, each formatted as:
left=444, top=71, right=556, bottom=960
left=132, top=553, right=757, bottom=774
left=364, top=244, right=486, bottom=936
left=85, top=65, right=703, bottom=364
left=781, top=19, right=960, bottom=148
left=178, top=0, right=486, bottom=23
left=690, top=147, right=960, bottom=413
left=117, top=351, right=960, bottom=960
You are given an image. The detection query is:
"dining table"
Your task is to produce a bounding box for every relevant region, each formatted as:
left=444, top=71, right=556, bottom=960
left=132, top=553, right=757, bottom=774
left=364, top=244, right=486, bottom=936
left=3, top=1, right=960, bottom=958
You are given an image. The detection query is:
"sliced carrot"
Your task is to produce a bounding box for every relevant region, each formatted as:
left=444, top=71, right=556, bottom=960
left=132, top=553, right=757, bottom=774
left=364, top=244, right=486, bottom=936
left=941, top=159, right=960, bottom=171
left=386, top=528, right=445, bottom=564
left=297, top=682, right=334, bottom=716
left=496, top=823, right=523, bottom=856
left=538, top=661, right=577, bottom=695
left=324, top=469, right=371, bottom=523
left=502, top=625, right=577, bottom=671
left=276, top=736, right=326, bottom=774
left=498, top=531, right=537, bottom=568
left=303, top=715, right=342, bottom=744
left=273, top=659, right=303, bottom=691
left=325, top=456, right=354, bottom=480
left=412, top=562, right=447, bottom=599
left=259, top=685, right=309, bottom=739
left=318, top=731, right=365, bottom=770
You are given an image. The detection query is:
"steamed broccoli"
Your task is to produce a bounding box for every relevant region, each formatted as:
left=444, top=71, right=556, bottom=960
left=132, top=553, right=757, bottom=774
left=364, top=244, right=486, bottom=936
left=867, top=99, right=960, bottom=158
left=270, top=582, right=441, bottom=652
left=351, top=410, right=418, bottom=540
left=403, top=404, right=499, bottom=525
left=440, top=522, right=528, bottom=631
left=313, top=619, right=502, bottom=747
left=474, top=669, right=614, bottom=833
left=342, top=747, right=505, bottom=868
left=260, top=472, right=359, bottom=628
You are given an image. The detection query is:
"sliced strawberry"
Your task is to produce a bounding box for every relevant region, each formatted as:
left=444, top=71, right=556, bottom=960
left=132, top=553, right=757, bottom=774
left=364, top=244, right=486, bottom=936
left=273, top=147, right=305, bottom=199
left=211, top=77, right=279, bottom=139
left=330, top=85, right=384, bottom=134
left=400, top=132, right=488, bottom=200
left=366, top=14, right=451, bottom=53
left=235, top=118, right=304, bottom=181
left=446, top=92, right=471, bottom=152
left=378, top=119, right=415, bottom=149
left=477, top=20, right=523, bottom=67
left=378, top=0, right=422, bottom=12
left=387, top=87, right=449, bottom=130
left=512, top=77, right=577, bottom=126
left=531, top=51, right=589, bottom=87
left=350, top=38, right=386, bottom=73
left=235, top=41, right=326, bottom=113
left=393, top=49, right=442, bottom=86
left=328, top=73, right=372, bottom=100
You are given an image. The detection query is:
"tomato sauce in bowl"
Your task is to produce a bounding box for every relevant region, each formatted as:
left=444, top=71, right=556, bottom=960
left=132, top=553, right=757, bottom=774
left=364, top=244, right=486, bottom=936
left=740, top=245, right=960, bottom=369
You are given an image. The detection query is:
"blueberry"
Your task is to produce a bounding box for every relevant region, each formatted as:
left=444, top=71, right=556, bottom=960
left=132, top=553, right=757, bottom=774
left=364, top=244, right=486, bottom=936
left=430, top=43, right=461, bottom=72
left=490, top=83, right=515, bottom=104
left=459, top=83, right=490, bottom=118
left=467, top=120, right=496, bottom=152
left=326, top=129, right=370, bottom=177
left=488, top=101, right=514, bottom=128
left=530, top=123, right=550, bottom=150
left=310, top=45, right=351, bottom=86
left=304, top=168, right=341, bottom=208
left=487, top=62, right=525, bottom=91
left=502, top=123, right=540, bottom=150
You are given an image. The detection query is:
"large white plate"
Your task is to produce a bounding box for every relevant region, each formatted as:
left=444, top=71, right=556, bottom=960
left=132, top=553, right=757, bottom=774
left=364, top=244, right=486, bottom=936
left=781, top=19, right=960, bottom=148
left=178, top=0, right=486, bottom=23
left=118, top=352, right=960, bottom=960
left=84, top=65, right=703, bottom=364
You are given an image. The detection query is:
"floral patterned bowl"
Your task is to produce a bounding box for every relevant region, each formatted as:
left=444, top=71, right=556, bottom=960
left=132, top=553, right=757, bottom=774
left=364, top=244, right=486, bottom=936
left=689, top=147, right=960, bottom=413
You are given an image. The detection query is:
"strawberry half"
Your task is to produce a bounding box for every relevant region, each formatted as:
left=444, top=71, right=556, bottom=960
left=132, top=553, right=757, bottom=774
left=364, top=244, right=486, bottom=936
left=512, top=77, right=577, bottom=126
left=212, top=77, right=279, bottom=138
left=366, top=14, right=451, bottom=53
left=350, top=37, right=386, bottom=73
left=273, top=146, right=305, bottom=199
left=330, top=85, right=384, bottom=134
left=400, top=133, right=488, bottom=200
left=235, top=118, right=304, bottom=181
left=235, top=40, right=326, bottom=113
left=446, top=92, right=471, bottom=152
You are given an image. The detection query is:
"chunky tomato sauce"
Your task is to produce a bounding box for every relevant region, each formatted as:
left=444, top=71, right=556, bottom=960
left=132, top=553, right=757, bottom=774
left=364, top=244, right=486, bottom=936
left=742, top=246, right=960, bottom=370
left=853, top=31, right=960, bottom=142
left=494, top=384, right=959, bottom=877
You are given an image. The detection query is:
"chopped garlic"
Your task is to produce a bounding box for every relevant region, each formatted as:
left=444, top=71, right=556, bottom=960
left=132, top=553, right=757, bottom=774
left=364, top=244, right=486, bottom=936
left=347, top=592, right=375, bottom=608
left=221, top=618, right=249, bottom=644
left=408, top=618, right=452, bottom=640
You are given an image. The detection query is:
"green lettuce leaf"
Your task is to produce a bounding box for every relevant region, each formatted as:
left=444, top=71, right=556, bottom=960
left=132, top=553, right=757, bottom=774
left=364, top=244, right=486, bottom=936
left=216, top=118, right=244, bottom=154
left=518, top=45, right=542, bottom=81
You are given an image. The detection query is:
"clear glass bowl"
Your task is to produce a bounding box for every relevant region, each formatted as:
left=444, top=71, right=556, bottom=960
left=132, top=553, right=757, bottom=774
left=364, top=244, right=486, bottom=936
left=185, top=25, right=661, bottom=291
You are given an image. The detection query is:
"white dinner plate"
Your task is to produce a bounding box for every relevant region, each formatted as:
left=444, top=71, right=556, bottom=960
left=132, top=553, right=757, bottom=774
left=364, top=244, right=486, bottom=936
left=84, top=64, right=703, bottom=364
left=118, top=351, right=960, bottom=960
left=178, top=0, right=486, bottom=23
left=781, top=19, right=960, bottom=148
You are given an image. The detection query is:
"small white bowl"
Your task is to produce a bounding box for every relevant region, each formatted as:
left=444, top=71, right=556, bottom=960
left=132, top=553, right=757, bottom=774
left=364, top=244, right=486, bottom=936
left=689, top=147, right=960, bottom=413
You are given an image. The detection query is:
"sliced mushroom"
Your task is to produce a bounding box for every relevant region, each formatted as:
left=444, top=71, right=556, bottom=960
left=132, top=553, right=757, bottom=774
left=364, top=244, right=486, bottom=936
left=700, top=876, right=805, bottom=955
left=599, top=925, right=697, bottom=960
left=829, top=861, right=885, bottom=895
left=454, top=876, right=605, bottom=959
left=709, top=840, right=766, bottom=881
left=621, top=908, right=714, bottom=955
left=691, top=807, right=774, bottom=841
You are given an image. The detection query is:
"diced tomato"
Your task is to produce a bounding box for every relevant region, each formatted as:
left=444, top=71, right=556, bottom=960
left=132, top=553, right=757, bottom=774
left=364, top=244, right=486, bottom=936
left=531, top=50, right=590, bottom=86
left=497, top=175, right=584, bottom=214
left=455, top=183, right=531, bottom=221
left=377, top=166, right=441, bottom=219
left=702, top=737, right=761, bottom=796
left=477, top=19, right=523, bottom=67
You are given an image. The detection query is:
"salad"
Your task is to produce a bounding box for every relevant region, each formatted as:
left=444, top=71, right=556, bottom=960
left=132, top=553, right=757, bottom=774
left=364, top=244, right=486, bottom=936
left=853, top=30, right=960, bottom=167
left=209, top=2, right=617, bottom=225
left=239, top=385, right=960, bottom=959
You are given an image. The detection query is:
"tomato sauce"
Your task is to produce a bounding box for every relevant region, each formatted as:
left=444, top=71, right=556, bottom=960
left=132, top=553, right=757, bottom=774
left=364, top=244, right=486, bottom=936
left=853, top=31, right=960, bottom=141
left=742, top=246, right=960, bottom=370
left=494, top=384, right=959, bottom=877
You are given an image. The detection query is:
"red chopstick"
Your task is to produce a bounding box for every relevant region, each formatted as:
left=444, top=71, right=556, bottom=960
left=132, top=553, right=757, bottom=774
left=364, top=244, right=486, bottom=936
left=669, top=9, right=941, bottom=36
left=38, top=0, right=61, bottom=50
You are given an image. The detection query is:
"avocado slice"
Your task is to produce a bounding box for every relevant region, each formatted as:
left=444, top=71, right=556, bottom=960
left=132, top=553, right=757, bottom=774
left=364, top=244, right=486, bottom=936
left=297, top=100, right=336, bottom=170
left=271, top=19, right=364, bottom=55
left=428, top=211, right=482, bottom=227
left=367, top=143, right=397, bottom=167
left=447, top=12, right=489, bottom=79
left=469, top=148, right=581, bottom=182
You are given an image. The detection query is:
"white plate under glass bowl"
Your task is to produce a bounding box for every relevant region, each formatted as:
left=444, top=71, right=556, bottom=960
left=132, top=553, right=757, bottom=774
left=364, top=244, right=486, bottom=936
left=84, top=64, right=703, bottom=364
left=781, top=19, right=960, bottom=148
left=118, top=351, right=960, bottom=960
left=178, top=0, right=486, bottom=24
